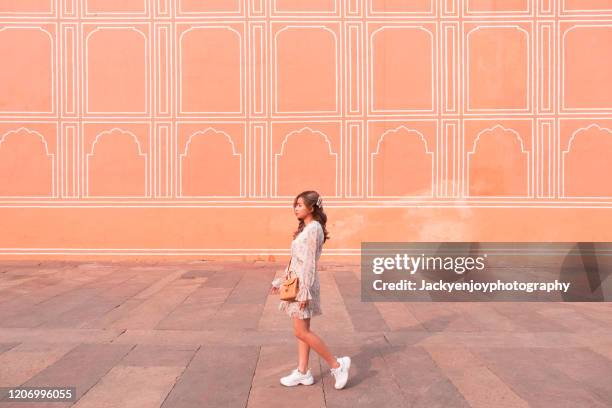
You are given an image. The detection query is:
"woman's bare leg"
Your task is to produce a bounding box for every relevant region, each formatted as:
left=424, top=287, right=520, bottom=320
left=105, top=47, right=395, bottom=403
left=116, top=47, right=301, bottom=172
left=292, top=316, right=340, bottom=369
left=297, top=318, right=310, bottom=373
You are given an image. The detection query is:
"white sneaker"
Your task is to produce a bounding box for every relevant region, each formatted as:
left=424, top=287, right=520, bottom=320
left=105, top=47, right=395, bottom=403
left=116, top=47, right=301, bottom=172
left=280, top=368, right=314, bottom=386
left=330, top=356, right=351, bottom=389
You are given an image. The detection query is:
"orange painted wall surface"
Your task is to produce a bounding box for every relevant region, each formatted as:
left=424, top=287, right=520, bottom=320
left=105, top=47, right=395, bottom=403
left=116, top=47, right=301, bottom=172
left=0, top=1, right=612, bottom=260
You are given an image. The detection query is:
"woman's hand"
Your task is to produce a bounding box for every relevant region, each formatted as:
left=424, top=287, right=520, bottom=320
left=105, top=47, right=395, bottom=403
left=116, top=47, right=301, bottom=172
left=269, top=285, right=280, bottom=295
left=299, top=299, right=309, bottom=311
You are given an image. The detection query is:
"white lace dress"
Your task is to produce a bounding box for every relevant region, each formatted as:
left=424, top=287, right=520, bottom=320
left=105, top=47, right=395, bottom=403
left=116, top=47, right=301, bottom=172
left=272, top=220, right=324, bottom=319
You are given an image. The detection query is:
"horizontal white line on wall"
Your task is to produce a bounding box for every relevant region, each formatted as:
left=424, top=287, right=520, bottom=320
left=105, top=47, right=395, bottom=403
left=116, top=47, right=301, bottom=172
left=2, top=203, right=612, bottom=208
left=0, top=249, right=360, bottom=256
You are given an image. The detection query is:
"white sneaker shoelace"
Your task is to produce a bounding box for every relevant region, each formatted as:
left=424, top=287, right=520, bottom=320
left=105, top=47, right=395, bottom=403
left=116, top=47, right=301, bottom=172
left=329, top=356, right=350, bottom=389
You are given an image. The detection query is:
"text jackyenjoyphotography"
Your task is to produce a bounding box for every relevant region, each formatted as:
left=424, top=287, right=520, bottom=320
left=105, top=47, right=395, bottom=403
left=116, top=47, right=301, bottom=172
left=361, top=242, right=612, bottom=302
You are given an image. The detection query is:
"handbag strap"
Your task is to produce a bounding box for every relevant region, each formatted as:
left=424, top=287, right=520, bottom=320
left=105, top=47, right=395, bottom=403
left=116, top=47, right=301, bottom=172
left=286, top=256, right=293, bottom=278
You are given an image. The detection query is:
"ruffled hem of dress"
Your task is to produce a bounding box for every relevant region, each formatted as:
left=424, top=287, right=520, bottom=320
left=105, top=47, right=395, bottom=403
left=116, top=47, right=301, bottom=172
left=278, top=300, right=322, bottom=319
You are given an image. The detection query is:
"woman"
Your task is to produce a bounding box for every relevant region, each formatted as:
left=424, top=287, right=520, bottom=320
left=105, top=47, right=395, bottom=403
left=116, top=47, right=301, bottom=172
left=269, top=190, right=351, bottom=390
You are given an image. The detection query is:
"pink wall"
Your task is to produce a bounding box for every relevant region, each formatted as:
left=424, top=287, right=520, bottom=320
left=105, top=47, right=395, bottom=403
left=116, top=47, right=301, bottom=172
left=1, top=1, right=612, bottom=260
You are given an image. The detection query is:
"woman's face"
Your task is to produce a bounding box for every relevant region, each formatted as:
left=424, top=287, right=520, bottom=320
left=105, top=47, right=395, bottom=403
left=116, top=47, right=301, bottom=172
left=294, top=197, right=312, bottom=221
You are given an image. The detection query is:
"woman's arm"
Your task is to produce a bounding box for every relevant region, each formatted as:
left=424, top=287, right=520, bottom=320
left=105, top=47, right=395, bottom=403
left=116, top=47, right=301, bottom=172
left=295, top=226, right=319, bottom=302
left=271, top=258, right=292, bottom=288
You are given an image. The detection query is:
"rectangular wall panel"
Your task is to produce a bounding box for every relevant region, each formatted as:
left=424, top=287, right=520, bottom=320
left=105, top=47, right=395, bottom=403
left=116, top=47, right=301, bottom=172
left=346, top=0, right=362, bottom=16
left=156, top=0, right=170, bottom=17
left=61, top=123, right=79, bottom=198
left=538, top=22, right=554, bottom=114
left=61, top=24, right=78, bottom=117
left=441, top=120, right=460, bottom=198
left=155, top=123, right=171, bottom=198
left=249, top=23, right=267, bottom=117
left=345, top=23, right=362, bottom=116
left=443, top=0, right=458, bottom=16
left=249, top=122, right=268, bottom=197
left=442, top=23, right=458, bottom=114
left=250, top=0, right=265, bottom=16
left=537, top=119, right=555, bottom=198
left=155, top=24, right=171, bottom=117
left=345, top=121, right=363, bottom=198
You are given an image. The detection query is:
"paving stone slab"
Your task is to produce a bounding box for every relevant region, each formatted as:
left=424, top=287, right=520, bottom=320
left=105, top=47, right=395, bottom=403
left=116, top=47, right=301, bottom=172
left=160, top=345, right=259, bottom=408
left=246, top=344, right=325, bottom=408
left=471, top=347, right=611, bottom=407
left=71, top=365, right=183, bottom=408
left=333, top=271, right=389, bottom=332
left=119, top=344, right=198, bottom=368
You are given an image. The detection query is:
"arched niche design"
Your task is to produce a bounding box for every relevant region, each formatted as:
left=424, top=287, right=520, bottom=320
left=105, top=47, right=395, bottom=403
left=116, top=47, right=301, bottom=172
left=563, top=124, right=612, bottom=197
left=86, top=128, right=147, bottom=197
left=180, top=128, right=242, bottom=197
left=275, top=127, right=337, bottom=197
left=371, top=126, right=434, bottom=197
left=468, top=125, right=530, bottom=197
left=0, top=127, right=54, bottom=196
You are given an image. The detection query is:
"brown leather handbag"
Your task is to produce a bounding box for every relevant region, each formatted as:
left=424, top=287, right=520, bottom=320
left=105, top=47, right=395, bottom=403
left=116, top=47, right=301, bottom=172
left=279, top=257, right=299, bottom=301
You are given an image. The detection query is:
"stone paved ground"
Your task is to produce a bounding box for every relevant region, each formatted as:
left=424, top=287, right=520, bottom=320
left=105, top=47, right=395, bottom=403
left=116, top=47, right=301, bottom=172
left=0, top=260, right=611, bottom=407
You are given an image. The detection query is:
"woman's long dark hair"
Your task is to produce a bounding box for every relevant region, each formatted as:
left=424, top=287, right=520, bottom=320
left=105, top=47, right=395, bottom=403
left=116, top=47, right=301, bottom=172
left=293, top=190, right=330, bottom=244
